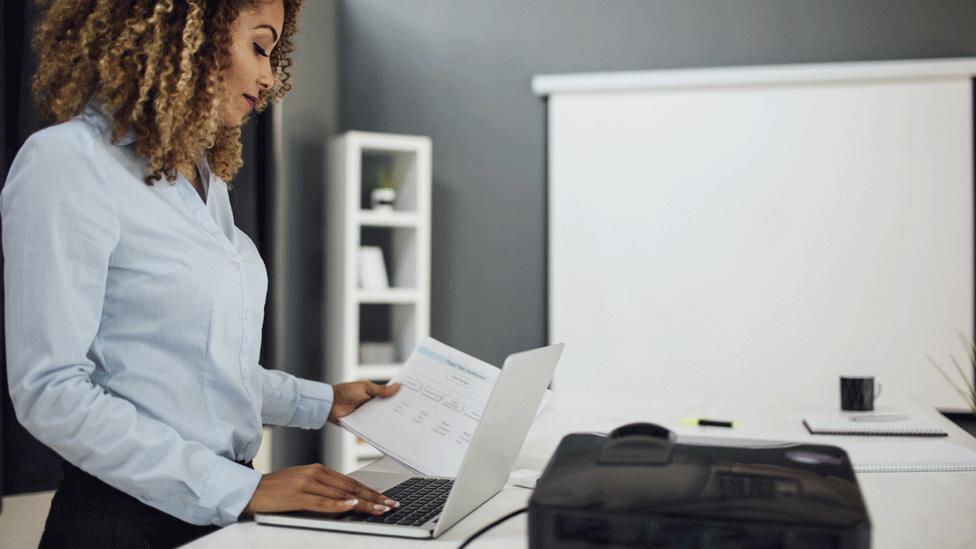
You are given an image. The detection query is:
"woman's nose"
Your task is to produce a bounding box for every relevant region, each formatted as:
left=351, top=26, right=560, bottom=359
left=257, top=65, right=274, bottom=91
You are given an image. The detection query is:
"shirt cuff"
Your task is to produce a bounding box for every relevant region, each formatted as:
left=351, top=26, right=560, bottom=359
left=286, top=380, right=333, bottom=429
left=199, top=457, right=263, bottom=526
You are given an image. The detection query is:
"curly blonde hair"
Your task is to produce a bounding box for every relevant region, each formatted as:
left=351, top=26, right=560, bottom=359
left=31, top=0, right=302, bottom=184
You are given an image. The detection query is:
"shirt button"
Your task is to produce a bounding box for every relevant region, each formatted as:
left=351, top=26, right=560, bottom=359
left=243, top=310, right=250, bottom=320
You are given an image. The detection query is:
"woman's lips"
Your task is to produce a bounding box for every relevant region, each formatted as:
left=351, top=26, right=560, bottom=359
left=243, top=94, right=256, bottom=110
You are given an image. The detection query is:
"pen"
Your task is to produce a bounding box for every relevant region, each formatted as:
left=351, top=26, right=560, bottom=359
left=847, top=415, right=909, bottom=422
left=681, top=417, right=735, bottom=428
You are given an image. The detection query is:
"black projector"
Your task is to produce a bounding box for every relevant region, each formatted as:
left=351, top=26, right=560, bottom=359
left=528, top=423, right=870, bottom=549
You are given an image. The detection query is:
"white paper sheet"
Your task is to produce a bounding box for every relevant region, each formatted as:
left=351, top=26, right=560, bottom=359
left=802, top=414, right=948, bottom=436
left=341, top=337, right=540, bottom=477
left=819, top=437, right=976, bottom=473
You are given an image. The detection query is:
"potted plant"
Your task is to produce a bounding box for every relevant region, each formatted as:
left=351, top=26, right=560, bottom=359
left=928, top=332, right=976, bottom=438
left=370, top=168, right=397, bottom=211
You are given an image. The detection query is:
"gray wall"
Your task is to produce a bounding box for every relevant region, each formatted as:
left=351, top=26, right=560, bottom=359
left=272, top=0, right=339, bottom=469
left=337, top=0, right=976, bottom=366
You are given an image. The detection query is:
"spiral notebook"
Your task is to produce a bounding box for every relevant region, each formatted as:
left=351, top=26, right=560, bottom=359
left=803, top=414, right=948, bottom=437
left=834, top=439, right=976, bottom=473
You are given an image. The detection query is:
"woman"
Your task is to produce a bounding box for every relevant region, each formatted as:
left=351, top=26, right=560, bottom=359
left=1, top=1, right=399, bottom=546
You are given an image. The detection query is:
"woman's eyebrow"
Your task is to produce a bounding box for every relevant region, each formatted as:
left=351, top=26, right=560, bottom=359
left=253, top=24, right=279, bottom=42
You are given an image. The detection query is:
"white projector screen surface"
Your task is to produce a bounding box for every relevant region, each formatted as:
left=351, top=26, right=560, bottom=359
left=544, top=65, right=974, bottom=409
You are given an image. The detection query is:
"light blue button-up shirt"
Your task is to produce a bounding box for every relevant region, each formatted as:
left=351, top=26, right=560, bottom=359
left=1, top=105, right=333, bottom=526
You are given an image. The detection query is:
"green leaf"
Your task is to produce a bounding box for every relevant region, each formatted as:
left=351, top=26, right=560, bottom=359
left=948, top=354, right=976, bottom=407
left=927, top=355, right=974, bottom=407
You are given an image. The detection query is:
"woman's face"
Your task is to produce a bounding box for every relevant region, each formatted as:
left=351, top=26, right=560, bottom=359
left=220, top=0, right=284, bottom=127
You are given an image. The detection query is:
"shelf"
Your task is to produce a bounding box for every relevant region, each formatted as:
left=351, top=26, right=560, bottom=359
left=326, top=130, right=430, bottom=473
left=356, top=444, right=383, bottom=459
left=349, top=130, right=432, bottom=153
left=357, top=210, right=419, bottom=228
left=358, top=364, right=401, bottom=381
left=356, top=456, right=382, bottom=468
left=357, top=288, right=419, bottom=304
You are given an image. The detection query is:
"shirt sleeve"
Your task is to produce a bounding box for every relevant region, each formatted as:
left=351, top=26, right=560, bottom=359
left=1, top=128, right=261, bottom=526
left=259, top=366, right=334, bottom=428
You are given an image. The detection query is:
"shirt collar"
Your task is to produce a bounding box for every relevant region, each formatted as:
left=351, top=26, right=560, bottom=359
left=81, top=101, right=136, bottom=146
left=80, top=100, right=218, bottom=183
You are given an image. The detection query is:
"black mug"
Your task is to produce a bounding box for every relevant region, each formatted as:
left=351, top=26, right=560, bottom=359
left=840, top=376, right=882, bottom=411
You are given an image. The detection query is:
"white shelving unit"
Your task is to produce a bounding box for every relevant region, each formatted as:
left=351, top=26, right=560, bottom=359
left=323, top=131, right=431, bottom=473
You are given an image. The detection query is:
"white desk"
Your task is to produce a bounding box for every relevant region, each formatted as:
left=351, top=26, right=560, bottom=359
left=186, top=394, right=976, bottom=548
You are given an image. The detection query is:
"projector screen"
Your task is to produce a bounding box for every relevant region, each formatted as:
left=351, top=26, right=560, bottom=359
left=537, top=59, right=975, bottom=409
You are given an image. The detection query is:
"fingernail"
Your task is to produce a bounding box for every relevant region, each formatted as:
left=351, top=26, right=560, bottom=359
left=373, top=504, right=390, bottom=513
left=344, top=499, right=358, bottom=506
left=385, top=499, right=399, bottom=508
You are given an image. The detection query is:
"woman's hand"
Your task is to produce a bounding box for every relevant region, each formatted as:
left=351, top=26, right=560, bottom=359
left=328, top=381, right=400, bottom=424
left=241, top=464, right=399, bottom=517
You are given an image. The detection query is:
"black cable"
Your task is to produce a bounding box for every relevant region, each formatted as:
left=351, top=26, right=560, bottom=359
left=457, top=507, right=528, bottom=549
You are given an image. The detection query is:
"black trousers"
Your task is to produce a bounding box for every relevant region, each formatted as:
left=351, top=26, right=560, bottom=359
left=39, top=460, right=250, bottom=549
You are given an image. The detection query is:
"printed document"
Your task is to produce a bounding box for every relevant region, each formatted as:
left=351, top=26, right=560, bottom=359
left=340, top=337, right=548, bottom=477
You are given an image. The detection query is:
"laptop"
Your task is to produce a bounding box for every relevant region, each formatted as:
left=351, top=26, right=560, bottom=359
left=254, top=342, right=564, bottom=538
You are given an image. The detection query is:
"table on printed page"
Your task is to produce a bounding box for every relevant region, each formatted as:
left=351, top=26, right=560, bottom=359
left=186, top=394, right=976, bottom=548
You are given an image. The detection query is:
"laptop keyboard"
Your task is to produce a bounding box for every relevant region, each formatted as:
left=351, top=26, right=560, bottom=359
left=346, top=477, right=454, bottom=527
